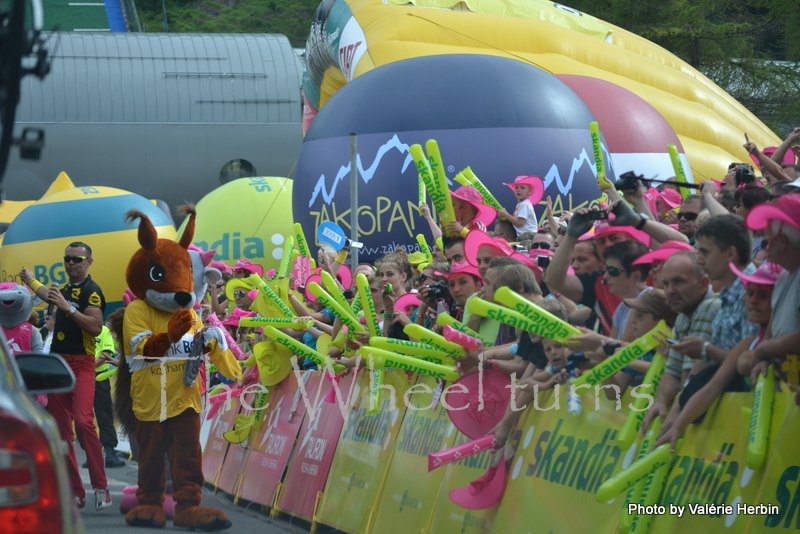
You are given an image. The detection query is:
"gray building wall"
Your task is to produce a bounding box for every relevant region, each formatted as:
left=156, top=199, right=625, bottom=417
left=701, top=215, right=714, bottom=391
left=8, top=32, right=303, bottom=210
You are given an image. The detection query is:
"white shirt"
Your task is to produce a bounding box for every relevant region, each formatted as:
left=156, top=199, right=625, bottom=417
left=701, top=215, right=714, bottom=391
left=513, top=198, right=538, bottom=236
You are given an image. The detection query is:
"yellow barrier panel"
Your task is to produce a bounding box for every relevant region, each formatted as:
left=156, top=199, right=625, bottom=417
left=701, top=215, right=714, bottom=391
left=315, top=370, right=410, bottom=534
left=370, top=374, right=456, bottom=534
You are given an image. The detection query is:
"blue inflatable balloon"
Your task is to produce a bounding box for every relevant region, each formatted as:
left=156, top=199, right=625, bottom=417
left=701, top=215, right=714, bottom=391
left=293, top=54, right=613, bottom=261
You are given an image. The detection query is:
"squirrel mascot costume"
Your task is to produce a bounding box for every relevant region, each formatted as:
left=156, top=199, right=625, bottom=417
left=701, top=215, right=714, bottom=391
left=115, top=206, right=241, bottom=530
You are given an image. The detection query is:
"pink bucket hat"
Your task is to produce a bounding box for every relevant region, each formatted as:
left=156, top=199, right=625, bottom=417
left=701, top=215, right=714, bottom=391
left=658, top=188, right=683, bottom=209
left=593, top=222, right=652, bottom=248
left=440, top=261, right=483, bottom=282
left=749, top=147, right=795, bottom=166
left=444, top=369, right=511, bottom=439
left=502, top=175, right=545, bottom=205
left=451, top=186, right=498, bottom=228
left=729, top=262, right=784, bottom=286
left=464, top=231, right=541, bottom=275
left=464, top=231, right=515, bottom=267
left=633, top=240, right=694, bottom=265
left=449, top=452, right=507, bottom=510
left=746, top=194, right=800, bottom=231
left=394, top=293, right=422, bottom=315
left=233, top=259, right=264, bottom=278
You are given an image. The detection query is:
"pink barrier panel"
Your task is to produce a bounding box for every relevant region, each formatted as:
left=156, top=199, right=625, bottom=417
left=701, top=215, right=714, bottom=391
left=276, top=371, right=354, bottom=521
left=216, top=391, right=257, bottom=496
left=238, top=373, right=307, bottom=506
left=202, top=394, right=240, bottom=485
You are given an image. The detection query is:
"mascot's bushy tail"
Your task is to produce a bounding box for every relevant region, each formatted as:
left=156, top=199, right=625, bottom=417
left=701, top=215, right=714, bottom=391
left=109, top=307, right=138, bottom=438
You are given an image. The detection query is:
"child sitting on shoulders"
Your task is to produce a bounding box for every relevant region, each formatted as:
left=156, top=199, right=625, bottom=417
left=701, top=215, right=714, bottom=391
left=497, top=175, right=545, bottom=238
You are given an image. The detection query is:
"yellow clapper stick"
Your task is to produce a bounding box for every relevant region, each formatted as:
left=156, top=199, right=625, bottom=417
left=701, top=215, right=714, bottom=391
left=617, top=353, right=666, bottom=451
left=668, top=144, right=691, bottom=199
left=746, top=364, right=775, bottom=469
left=589, top=121, right=612, bottom=189
left=410, top=143, right=456, bottom=233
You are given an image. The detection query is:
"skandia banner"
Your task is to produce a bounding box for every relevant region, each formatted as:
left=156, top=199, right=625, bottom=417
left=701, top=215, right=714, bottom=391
left=276, top=372, right=353, bottom=521
left=316, top=370, right=411, bottom=533
left=370, top=375, right=457, bottom=534
left=238, top=374, right=307, bottom=507
left=498, top=388, right=628, bottom=533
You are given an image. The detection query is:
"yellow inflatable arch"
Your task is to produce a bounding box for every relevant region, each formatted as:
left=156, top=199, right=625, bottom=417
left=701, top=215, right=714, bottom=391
left=304, top=0, right=781, bottom=182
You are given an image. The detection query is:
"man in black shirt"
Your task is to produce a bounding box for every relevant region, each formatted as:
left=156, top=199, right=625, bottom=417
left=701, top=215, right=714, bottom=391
left=20, top=241, right=111, bottom=511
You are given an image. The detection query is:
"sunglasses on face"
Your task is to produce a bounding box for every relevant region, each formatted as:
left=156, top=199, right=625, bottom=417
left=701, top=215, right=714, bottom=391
left=64, top=256, right=88, bottom=264
left=233, top=268, right=249, bottom=274
left=605, top=266, right=627, bottom=277
left=233, top=291, right=248, bottom=298
left=531, top=242, right=551, bottom=250
left=677, top=212, right=698, bottom=221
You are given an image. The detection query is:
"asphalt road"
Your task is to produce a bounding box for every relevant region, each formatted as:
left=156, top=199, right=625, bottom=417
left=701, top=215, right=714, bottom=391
left=75, top=445, right=311, bottom=534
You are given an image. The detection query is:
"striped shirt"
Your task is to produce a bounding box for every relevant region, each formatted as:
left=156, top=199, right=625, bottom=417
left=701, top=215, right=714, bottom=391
left=711, top=263, right=758, bottom=351
left=665, top=287, right=720, bottom=378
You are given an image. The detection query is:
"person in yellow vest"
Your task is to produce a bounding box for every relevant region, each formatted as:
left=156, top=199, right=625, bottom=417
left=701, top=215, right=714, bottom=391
left=93, top=324, right=126, bottom=468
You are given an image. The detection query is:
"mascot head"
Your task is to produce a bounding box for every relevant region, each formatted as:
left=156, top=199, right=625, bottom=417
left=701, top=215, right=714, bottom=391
left=0, top=283, right=33, bottom=328
left=125, top=206, right=196, bottom=312
left=187, top=245, right=221, bottom=305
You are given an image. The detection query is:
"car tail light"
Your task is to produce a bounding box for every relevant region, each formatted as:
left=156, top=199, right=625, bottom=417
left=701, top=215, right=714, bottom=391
left=0, top=409, right=62, bottom=534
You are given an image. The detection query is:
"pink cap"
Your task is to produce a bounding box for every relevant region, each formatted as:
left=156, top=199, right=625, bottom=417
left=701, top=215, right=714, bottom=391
left=440, top=261, right=483, bottom=282
left=729, top=262, right=783, bottom=286
left=502, top=175, right=545, bottom=205
left=233, top=259, right=264, bottom=277
left=746, top=194, right=800, bottom=231
left=451, top=186, right=498, bottom=228
left=632, top=240, right=694, bottom=265
left=593, top=222, right=652, bottom=248
left=449, top=452, right=507, bottom=510
left=658, top=188, right=682, bottom=209
left=749, top=147, right=795, bottom=166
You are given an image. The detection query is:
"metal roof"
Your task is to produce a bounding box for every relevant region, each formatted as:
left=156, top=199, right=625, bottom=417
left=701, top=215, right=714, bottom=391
left=17, top=32, right=302, bottom=124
